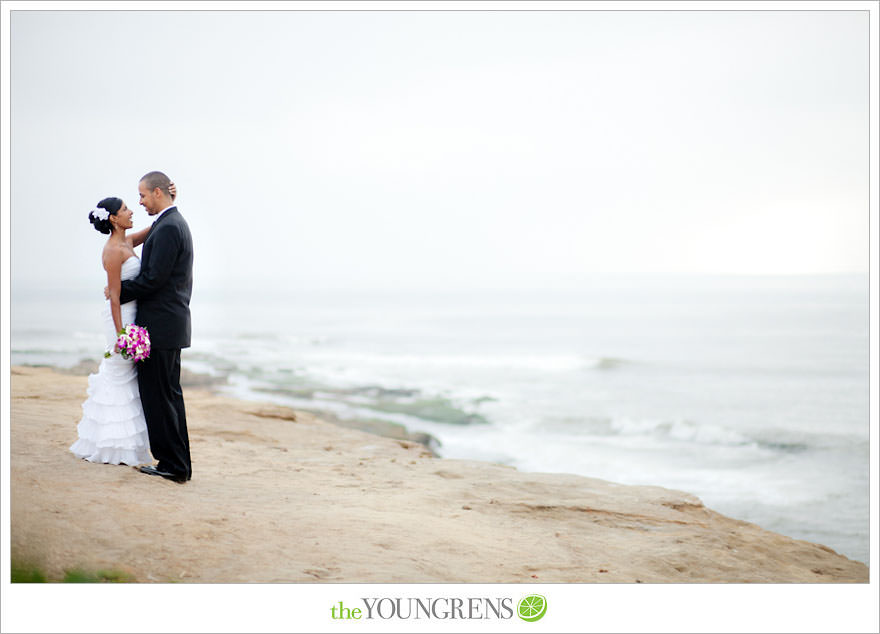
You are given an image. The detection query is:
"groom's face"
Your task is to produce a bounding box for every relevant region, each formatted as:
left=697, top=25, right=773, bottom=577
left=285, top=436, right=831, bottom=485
left=138, top=181, right=160, bottom=215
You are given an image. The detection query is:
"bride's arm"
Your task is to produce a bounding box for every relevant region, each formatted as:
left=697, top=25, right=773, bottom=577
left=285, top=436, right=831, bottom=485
left=103, top=248, right=126, bottom=337
left=127, top=227, right=151, bottom=248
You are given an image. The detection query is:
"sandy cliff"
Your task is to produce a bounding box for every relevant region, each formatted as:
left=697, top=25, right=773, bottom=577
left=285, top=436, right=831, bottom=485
left=10, top=366, right=868, bottom=583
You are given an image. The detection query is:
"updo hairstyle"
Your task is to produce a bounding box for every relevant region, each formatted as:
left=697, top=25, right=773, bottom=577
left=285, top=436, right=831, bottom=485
left=88, top=197, right=123, bottom=234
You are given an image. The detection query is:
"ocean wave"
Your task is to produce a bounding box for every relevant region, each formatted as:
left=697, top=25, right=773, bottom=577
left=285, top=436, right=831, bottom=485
left=286, top=350, right=629, bottom=374
left=251, top=379, right=490, bottom=427
left=578, top=416, right=827, bottom=453
left=235, top=332, right=283, bottom=342
left=221, top=332, right=329, bottom=345
left=184, top=351, right=241, bottom=375
left=11, top=347, right=63, bottom=355
left=367, top=397, right=489, bottom=426
left=11, top=327, right=71, bottom=337
left=559, top=416, right=773, bottom=450
left=450, top=353, right=582, bottom=371
left=592, top=357, right=630, bottom=370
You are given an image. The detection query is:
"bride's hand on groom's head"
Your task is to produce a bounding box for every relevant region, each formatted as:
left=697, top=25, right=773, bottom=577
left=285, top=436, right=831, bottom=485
left=169, top=182, right=177, bottom=201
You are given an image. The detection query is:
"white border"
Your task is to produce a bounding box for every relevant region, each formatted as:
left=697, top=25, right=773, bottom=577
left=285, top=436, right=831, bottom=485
left=0, top=0, right=878, bottom=11
left=2, top=2, right=878, bottom=633
left=0, top=0, right=11, bottom=626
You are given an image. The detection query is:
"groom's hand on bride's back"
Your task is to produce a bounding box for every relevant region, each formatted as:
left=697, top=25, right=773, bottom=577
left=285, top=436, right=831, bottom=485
left=104, top=285, right=110, bottom=300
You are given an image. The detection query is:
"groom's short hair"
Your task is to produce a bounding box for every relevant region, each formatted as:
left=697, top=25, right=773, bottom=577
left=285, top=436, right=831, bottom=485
left=140, top=171, right=172, bottom=196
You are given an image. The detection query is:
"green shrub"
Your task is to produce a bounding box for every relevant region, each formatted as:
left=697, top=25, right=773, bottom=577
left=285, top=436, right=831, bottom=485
left=63, top=568, right=134, bottom=583
left=10, top=560, right=134, bottom=583
left=11, top=564, right=47, bottom=583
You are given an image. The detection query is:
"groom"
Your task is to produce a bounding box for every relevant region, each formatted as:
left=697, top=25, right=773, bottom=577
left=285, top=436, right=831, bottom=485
left=119, top=171, right=194, bottom=483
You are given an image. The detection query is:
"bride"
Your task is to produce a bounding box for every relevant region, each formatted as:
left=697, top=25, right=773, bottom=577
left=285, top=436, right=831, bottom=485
left=69, top=186, right=175, bottom=466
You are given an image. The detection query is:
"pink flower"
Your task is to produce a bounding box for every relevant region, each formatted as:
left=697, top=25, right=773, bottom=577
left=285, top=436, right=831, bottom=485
left=114, top=324, right=151, bottom=362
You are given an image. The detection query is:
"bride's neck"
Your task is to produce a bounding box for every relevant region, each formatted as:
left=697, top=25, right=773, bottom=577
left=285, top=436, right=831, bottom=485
left=109, top=227, right=127, bottom=244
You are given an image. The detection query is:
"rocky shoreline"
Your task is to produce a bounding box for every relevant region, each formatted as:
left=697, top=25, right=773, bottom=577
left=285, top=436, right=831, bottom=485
left=10, top=365, right=869, bottom=583
left=48, top=359, right=442, bottom=454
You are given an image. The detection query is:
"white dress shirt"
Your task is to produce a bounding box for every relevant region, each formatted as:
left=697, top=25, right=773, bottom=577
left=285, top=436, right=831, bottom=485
left=155, top=205, right=175, bottom=221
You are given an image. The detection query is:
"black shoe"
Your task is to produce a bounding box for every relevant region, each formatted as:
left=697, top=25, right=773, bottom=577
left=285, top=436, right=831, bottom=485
left=138, top=465, right=187, bottom=483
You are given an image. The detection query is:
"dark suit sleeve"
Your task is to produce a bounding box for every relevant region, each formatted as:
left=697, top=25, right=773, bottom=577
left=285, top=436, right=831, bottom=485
left=120, top=223, right=182, bottom=304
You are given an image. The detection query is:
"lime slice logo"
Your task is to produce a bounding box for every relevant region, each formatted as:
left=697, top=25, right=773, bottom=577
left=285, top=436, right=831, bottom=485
left=517, top=595, right=547, bottom=622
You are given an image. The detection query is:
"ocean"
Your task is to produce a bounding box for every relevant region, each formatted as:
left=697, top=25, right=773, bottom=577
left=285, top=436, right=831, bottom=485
left=10, top=274, right=870, bottom=564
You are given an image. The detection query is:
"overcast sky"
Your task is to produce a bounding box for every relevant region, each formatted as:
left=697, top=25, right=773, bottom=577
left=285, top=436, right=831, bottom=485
left=9, top=8, right=869, bottom=292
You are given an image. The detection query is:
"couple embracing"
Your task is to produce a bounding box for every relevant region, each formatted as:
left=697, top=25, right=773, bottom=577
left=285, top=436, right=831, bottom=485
left=70, top=171, right=194, bottom=484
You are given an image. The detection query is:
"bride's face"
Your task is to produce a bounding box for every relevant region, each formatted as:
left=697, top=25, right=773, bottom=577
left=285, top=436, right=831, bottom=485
left=113, top=203, right=134, bottom=230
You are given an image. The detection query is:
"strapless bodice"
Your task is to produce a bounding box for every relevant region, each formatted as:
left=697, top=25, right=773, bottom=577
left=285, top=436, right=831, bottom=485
left=103, top=256, right=140, bottom=314
left=121, top=256, right=140, bottom=281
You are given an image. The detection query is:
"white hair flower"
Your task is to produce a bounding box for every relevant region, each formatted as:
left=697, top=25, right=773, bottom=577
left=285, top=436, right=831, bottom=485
left=92, top=208, right=110, bottom=222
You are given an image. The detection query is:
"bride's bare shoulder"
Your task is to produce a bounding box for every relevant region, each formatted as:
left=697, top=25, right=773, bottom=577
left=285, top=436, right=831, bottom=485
left=101, top=241, right=128, bottom=271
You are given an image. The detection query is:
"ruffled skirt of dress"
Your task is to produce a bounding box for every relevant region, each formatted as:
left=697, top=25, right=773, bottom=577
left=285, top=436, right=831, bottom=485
left=69, top=300, right=152, bottom=466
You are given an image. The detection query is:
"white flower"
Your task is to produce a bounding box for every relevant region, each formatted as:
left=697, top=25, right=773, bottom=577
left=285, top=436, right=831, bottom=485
left=92, top=208, right=109, bottom=222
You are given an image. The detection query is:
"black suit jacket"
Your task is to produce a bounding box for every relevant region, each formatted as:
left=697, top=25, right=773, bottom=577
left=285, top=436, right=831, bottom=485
left=120, top=207, right=193, bottom=349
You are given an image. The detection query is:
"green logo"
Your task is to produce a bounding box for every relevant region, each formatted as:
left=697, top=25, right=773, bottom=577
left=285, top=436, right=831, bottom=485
left=517, top=595, right=547, bottom=622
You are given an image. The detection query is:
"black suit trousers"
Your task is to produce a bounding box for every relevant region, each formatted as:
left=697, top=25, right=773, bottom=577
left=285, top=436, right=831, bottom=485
left=138, top=348, right=192, bottom=478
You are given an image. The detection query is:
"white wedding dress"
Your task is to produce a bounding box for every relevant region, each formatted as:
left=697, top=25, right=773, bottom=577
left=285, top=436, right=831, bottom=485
left=70, top=255, right=152, bottom=465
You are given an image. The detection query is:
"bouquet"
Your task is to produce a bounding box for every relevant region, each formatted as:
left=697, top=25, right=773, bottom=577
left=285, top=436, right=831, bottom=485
left=105, top=324, right=151, bottom=362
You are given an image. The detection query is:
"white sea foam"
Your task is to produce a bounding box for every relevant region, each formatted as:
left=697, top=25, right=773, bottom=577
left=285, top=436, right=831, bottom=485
left=609, top=417, right=756, bottom=447
left=300, top=350, right=591, bottom=373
